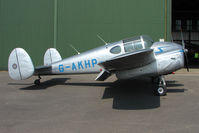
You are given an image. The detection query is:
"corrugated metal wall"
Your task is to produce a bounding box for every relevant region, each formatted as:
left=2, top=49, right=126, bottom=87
left=0, top=0, right=171, bottom=70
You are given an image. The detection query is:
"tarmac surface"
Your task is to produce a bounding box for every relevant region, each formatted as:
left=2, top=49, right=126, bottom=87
left=0, top=69, right=199, bottom=133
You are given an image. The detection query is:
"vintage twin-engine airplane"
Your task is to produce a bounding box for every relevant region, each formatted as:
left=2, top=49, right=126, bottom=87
left=8, top=35, right=188, bottom=96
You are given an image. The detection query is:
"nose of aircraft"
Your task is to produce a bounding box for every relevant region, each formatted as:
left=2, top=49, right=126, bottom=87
left=170, top=42, right=189, bottom=72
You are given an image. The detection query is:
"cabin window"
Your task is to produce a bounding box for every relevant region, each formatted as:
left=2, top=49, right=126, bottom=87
left=124, top=42, right=134, bottom=52
left=123, top=35, right=153, bottom=53
left=134, top=41, right=143, bottom=50
left=124, top=41, right=143, bottom=52
left=110, top=46, right=121, bottom=54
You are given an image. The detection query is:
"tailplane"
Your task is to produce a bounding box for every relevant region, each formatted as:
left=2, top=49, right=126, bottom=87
left=8, top=48, right=61, bottom=81
left=8, top=48, right=34, bottom=80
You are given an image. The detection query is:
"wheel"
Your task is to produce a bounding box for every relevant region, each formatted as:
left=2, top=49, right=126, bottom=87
left=156, top=85, right=167, bottom=96
left=34, top=79, right=40, bottom=85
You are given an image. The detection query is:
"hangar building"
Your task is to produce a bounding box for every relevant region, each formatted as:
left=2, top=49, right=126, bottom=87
left=0, top=0, right=198, bottom=70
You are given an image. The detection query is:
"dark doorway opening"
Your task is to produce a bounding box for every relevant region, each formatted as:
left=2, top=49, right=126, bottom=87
left=172, top=0, right=199, bottom=66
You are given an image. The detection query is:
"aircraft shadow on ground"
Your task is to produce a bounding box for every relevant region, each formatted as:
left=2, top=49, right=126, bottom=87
left=166, top=80, right=186, bottom=93
left=65, top=82, right=112, bottom=87
left=15, top=78, right=185, bottom=110
left=102, top=79, right=160, bottom=110
left=19, top=78, right=70, bottom=90
left=65, top=80, right=162, bottom=110
left=102, top=79, right=186, bottom=110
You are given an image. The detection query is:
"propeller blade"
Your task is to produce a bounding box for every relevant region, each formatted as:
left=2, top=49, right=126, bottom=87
left=180, top=28, right=185, bottom=49
left=181, top=28, right=189, bottom=72
left=184, top=50, right=189, bottom=72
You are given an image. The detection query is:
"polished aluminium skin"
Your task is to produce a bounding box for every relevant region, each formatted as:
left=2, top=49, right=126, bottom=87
left=51, top=39, right=184, bottom=78
left=8, top=35, right=186, bottom=96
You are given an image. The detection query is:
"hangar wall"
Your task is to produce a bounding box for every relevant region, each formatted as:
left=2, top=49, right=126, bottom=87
left=0, top=0, right=171, bottom=70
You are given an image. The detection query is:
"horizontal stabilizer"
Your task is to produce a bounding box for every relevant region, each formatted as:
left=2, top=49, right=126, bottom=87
left=44, top=48, right=62, bottom=66
left=8, top=48, right=34, bottom=80
left=34, top=65, right=52, bottom=75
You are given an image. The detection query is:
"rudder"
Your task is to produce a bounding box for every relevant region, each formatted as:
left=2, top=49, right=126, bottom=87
left=44, top=48, right=62, bottom=66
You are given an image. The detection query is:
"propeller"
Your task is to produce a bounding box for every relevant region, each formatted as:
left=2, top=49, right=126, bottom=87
left=180, top=29, right=189, bottom=72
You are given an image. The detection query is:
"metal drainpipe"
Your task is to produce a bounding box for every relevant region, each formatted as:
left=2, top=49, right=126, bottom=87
left=54, top=0, right=58, bottom=49
left=165, top=0, right=167, bottom=41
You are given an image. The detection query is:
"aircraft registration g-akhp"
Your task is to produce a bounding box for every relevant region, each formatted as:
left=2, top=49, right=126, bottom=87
left=8, top=35, right=189, bottom=96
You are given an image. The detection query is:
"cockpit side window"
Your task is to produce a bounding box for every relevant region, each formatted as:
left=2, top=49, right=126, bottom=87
left=134, top=41, right=143, bottom=50
left=124, top=42, right=134, bottom=52
left=123, top=35, right=153, bottom=53
left=124, top=40, right=143, bottom=52
left=110, top=46, right=121, bottom=54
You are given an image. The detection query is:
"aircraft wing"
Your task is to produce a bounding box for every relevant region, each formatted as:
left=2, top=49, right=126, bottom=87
left=98, top=49, right=155, bottom=71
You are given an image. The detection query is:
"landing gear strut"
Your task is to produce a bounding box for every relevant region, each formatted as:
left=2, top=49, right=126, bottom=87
left=155, top=76, right=167, bottom=96
left=34, top=76, right=41, bottom=85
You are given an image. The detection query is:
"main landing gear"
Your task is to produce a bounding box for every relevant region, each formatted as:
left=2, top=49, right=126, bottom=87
left=154, top=76, right=167, bottom=96
left=34, top=76, right=41, bottom=85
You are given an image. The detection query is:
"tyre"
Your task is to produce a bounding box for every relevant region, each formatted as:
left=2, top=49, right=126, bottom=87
left=156, top=85, right=167, bottom=96
left=34, top=79, right=40, bottom=85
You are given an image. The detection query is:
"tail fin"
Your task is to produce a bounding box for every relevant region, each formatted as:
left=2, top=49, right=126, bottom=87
left=8, top=48, right=34, bottom=80
left=44, top=48, right=62, bottom=66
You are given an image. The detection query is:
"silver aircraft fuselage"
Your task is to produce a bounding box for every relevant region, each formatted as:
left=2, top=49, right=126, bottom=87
left=51, top=36, right=184, bottom=80
left=116, top=42, right=184, bottom=80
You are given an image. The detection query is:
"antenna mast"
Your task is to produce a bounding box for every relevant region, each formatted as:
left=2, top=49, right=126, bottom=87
left=97, top=34, right=107, bottom=45
left=69, top=44, right=80, bottom=55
